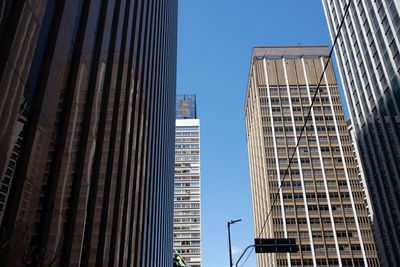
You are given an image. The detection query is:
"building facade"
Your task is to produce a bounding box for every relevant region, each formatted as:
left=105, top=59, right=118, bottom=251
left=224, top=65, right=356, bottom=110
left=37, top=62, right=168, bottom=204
left=0, top=1, right=177, bottom=266
left=174, top=95, right=201, bottom=267
left=322, top=1, right=400, bottom=265
left=346, top=119, right=373, bottom=221
left=245, top=46, right=379, bottom=267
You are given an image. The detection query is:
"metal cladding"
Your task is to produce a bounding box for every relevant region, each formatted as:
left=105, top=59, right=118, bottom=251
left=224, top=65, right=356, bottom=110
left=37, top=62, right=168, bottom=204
left=0, top=0, right=177, bottom=266
left=322, top=1, right=400, bottom=265
left=245, top=46, right=380, bottom=267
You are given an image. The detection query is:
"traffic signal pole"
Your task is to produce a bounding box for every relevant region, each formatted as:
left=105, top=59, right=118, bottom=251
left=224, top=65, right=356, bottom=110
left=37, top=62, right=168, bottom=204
left=234, top=238, right=298, bottom=266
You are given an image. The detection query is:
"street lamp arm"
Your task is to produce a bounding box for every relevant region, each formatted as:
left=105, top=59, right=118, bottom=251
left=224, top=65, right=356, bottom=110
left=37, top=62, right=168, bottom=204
left=235, top=244, right=255, bottom=267
left=230, top=219, right=242, bottom=224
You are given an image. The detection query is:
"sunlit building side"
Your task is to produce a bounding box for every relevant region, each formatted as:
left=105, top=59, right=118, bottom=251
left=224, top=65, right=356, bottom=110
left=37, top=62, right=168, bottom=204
left=245, top=46, right=379, bottom=267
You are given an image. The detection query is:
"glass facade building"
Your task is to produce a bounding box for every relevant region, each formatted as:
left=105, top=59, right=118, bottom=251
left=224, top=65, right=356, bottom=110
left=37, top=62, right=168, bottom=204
left=174, top=95, right=201, bottom=267
left=245, top=47, right=379, bottom=267
left=322, top=1, right=400, bottom=265
left=0, top=0, right=177, bottom=266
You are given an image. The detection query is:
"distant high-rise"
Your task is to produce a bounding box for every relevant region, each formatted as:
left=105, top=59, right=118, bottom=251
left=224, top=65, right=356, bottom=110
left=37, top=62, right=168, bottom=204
left=0, top=1, right=177, bottom=266
left=245, top=46, right=379, bottom=266
left=174, top=95, right=201, bottom=267
left=322, top=1, right=400, bottom=265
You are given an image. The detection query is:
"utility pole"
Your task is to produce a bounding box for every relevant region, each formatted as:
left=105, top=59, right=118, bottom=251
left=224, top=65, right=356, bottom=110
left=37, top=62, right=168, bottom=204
left=227, top=219, right=241, bottom=267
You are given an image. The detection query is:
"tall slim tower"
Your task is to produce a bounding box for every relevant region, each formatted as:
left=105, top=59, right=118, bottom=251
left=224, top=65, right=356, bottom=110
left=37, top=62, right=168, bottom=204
left=174, top=95, right=201, bottom=267
left=245, top=46, right=379, bottom=267
left=322, top=1, right=400, bottom=265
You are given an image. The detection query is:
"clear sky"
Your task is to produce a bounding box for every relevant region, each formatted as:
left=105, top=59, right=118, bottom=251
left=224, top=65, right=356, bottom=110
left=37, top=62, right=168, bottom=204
left=177, top=1, right=348, bottom=266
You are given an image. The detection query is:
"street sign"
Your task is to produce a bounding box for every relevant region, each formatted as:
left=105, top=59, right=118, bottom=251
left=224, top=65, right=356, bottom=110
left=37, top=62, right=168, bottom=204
left=173, top=250, right=190, bottom=267
left=254, top=238, right=298, bottom=253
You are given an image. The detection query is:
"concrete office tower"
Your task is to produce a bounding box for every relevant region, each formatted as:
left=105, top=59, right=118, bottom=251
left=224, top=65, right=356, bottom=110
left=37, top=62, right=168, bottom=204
left=245, top=47, right=379, bottom=267
left=322, top=1, right=400, bottom=265
left=0, top=1, right=177, bottom=266
left=174, top=95, right=201, bottom=267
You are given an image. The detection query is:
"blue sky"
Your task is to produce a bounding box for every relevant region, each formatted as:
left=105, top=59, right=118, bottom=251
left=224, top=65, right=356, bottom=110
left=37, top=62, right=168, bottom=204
left=177, top=1, right=347, bottom=266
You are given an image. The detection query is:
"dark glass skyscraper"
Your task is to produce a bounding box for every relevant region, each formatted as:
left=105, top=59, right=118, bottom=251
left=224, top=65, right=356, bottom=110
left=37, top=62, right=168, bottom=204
left=0, top=1, right=177, bottom=266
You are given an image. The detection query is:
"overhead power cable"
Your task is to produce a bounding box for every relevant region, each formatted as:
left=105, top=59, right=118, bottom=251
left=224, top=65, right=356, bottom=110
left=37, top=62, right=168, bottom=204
left=239, top=247, right=254, bottom=267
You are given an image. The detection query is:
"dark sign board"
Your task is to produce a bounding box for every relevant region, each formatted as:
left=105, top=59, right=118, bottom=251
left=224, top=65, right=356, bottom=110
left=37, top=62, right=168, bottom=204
left=254, top=238, right=298, bottom=253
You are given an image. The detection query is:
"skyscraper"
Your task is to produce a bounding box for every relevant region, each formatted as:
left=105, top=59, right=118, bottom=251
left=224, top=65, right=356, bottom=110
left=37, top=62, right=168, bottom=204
left=322, top=1, right=400, bottom=265
left=0, top=1, right=177, bottom=266
left=174, top=95, right=202, bottom=267
left=245, top=46, right=379, bottom=267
